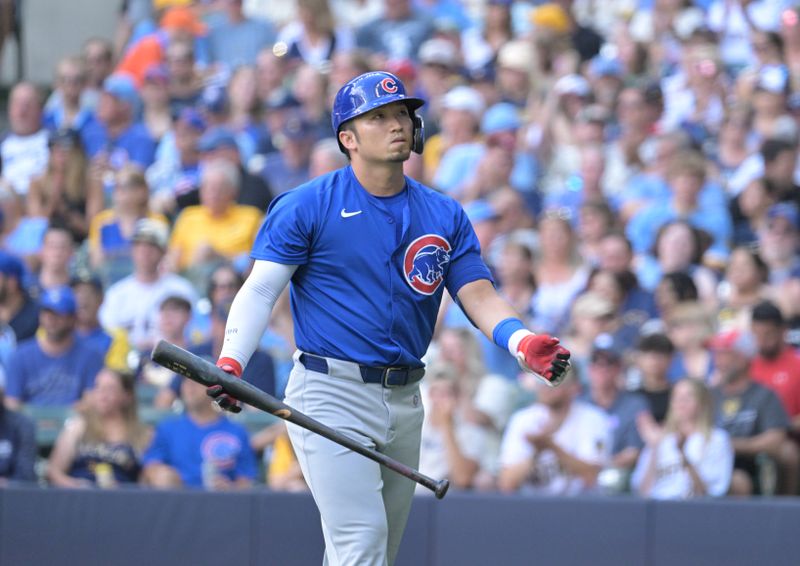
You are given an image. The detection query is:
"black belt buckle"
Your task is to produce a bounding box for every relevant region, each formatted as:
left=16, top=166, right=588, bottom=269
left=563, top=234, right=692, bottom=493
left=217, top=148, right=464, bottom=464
left=382, top=367, right=408, bottom=388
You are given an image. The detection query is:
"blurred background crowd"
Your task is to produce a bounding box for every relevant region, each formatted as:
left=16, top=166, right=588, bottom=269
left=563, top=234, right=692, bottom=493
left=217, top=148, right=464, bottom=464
left=0, top=0, right=799, bottom=501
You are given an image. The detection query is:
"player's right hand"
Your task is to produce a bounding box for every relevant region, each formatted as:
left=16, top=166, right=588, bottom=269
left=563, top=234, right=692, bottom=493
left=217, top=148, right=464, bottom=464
left=208, top=357, right=243, bottom=413
left=516, top=334, right=571, bottom=387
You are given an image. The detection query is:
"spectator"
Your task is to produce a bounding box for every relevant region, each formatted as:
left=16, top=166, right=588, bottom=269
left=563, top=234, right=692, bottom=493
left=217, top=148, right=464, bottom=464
left=632, top=378, right=733, bottom=499
left=226, top=66, right=268, bottom=155
left=631, top=333, right=676, bottom=423
left=197, top=127, right=273, bottom=211
left=418, top=362, right=487, bottom=491
left=275, top=0, right=354, bottom=68
left=759, top=202, right=800, bottom=286
left=147, top=107, right=207, bottom=216
left=627, top=150, right=733, bottom=268
left=141, top=377, right=257, bottom=489
left=666, top=301, right=716, bottom=384
left=99, top=218, right=196, bottom=353
left=5, top=286, right=104, bottom=409
left=0, top=252, right=39, bottom=343
left=580, top=334, right=650, bottom=473
left=141, top=64, right=173, bottom=142
left=27, top=128, right=101, bottom=243
left=255, top=47, right=289, bottom=106
left=81, top=38, right=114, bottom=103
left=0, top=82, right=49, bottom=197
left=207, top=0, right=276, bottom=69
left=141, top=294, right=195, bottom=391
left=81, top=74, right=157, bottom=190
left=530, top=210, right=591, bottom=336
left=460, top=0, right=513, bottom=74
left=43, top=56, right=94, bottom=133
left=355, top=0, right=434, bottom=61
left=710, top=329, right=793, bottom=496
left=562, top=291, right=618, bottom=386
left=654, top=271, right=699, bottom=324
left=70, top=270, right=120, bottom=366
left=730, top=176, right=778, bottom=247
left=32, top=225, right=75, bottom=295
left=0, top=382, right=36, bottom=484
left=257, top=113, right=316, bottom=196
left=166, top=158, right=263, bottom=276
left=165, top=39, right=204, bottom=117
left=47, top=367, right=150, bottom=488
left=717, top=245, right=771, bottom=330
left=308, top=137, right=348, bottom=178
left=116, top=6, right=209, bottom=86
left=750, top=300, right=800, bottom=459
left=290, top=63, right=334, bottom=139
left=88, top=165, right=170, bottom=286
left=498, top=371, right=610, bottom=495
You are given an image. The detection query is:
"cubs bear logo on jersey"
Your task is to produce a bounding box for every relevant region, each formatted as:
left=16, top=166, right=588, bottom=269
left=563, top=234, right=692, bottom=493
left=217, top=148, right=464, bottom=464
left=379, top=76, right=398, bottom=95
left=404, top=234, right=451, bottom=295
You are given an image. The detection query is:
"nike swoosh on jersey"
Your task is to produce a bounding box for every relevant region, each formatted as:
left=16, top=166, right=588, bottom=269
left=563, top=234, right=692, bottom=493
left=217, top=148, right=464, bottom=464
left=340, top=209, right=363, bottom=218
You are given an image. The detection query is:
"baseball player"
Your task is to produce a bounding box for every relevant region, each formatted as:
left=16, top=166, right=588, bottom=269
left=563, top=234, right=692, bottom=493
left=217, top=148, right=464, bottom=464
left=209, top=71, right=571, bottom=566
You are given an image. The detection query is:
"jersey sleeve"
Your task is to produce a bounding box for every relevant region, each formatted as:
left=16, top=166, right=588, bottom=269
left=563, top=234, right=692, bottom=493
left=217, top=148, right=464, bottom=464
left=444, top=205, right=493, bottom=297
left=697, top=429, right=733, bottom=497
left=250, top=191, right=314, bottom=265
left=142, top=422, right=172, bottom=466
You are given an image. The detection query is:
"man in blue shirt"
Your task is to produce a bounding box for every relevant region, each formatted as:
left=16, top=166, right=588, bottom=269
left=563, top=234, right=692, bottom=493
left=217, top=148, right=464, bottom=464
left=141, top=376, right=257, bottom=489
left=5, top=286, right=104, bottom=409
left=80, top=74, right=156, bottom=170
left=211, top=71, right=570, bottom=566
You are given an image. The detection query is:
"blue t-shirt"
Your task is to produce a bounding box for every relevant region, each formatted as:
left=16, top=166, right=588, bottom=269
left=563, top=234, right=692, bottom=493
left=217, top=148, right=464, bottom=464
left=142, top=413, right=257, bottom=487
left=5, top=337, right=104, bottom=406
left=80, top=118, right=156, bottom=168
left=251, top=166, right=492, bottom=367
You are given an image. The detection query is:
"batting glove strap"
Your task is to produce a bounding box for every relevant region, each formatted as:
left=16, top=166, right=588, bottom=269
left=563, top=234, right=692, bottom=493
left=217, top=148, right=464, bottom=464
left=516, top=334, right=572, bottom=388
left=208, top=358, right=244, bottom=413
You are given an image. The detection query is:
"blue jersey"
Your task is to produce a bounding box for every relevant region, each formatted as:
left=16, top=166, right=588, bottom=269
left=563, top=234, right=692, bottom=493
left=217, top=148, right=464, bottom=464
left=251, top=166, right=491, bottom=367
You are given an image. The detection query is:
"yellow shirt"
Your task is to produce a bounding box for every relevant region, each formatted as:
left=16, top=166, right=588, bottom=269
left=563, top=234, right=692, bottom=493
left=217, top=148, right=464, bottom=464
left=169, top=205, right=263, bottom=270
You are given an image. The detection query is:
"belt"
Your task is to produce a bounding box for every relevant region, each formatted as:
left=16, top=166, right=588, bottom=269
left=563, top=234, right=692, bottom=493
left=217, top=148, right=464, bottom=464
left=299, top=353, right=425, bottom=388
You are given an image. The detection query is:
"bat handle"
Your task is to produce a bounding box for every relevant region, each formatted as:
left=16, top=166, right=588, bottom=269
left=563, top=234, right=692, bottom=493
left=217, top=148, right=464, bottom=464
left=434, top=479, right=450, bottom=500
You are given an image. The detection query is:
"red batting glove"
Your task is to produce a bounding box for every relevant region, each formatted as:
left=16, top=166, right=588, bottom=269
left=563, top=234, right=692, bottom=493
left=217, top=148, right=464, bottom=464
left=516, top=334, right=571, bottom=387
left=207, top=357, right=243, bottom=413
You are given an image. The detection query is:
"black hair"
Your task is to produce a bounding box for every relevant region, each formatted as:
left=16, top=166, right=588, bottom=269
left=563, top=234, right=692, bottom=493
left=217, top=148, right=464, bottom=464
left=751, top=299, right=785, bottom=326
left=637, top=332, right=675, bottom=354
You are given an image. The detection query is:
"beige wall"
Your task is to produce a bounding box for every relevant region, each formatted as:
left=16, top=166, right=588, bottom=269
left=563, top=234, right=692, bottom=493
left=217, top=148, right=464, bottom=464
left=12, top=0, right=117, bottom=85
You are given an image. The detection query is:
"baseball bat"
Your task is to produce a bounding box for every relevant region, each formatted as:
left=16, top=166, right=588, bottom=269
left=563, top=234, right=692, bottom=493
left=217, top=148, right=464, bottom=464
left=151, top=340, right=450, bottom=499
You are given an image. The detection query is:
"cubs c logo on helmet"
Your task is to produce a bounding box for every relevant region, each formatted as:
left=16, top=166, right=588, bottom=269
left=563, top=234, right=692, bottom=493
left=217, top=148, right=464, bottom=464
left=404, top=234, right=451, bottom=295
left=379, top=77, right=398, bottom=95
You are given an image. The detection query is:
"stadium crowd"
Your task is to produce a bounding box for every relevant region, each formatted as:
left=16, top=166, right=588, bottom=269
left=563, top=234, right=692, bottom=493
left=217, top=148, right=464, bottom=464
left=0, top=0, right=799, bottom=500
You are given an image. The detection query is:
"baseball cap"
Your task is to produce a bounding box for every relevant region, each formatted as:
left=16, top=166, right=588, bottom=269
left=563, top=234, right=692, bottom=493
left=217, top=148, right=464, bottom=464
left=103, top=73, right=140, bottom=108
left=767, top=202, right=800, bottom=229
left=481, top=103, right=521, bottom=135
left=0, top=251, right=24, bottom=280
left=40, top=286, right=77, bottom=315
left=160, top=7, right=207, bottom=36
left=756, top=65, right=789, bottom=94
left=418, top=38, right=459, bottom=68
left=385, top=58, right=418, bottom=82
left=281, top=114, right=316, bottom=141
left=132, top=218, right=169, bottom=250
left=464, top=200, right=499, bottom=224
left=70, top=269, right=103, bottom=292
left=497, top=41, right=530, bottom=73
left=530, top=3, right=571, bottom=34
left=591, top=333, right=623, bottom=364
left=553, top=74, right=591, bottom=98
left=751, top=300, right=785, bottom=325
left=441, top=86, right=485, bottom=120
left=198, top=127, right=239, bottom=153
left=589, top=56, right=623, bottom=79
left=144, top=64, right=170, bottom=85
left=707, top=329, right=757, bottom=357
left=177, top=107, right=206, bottom=132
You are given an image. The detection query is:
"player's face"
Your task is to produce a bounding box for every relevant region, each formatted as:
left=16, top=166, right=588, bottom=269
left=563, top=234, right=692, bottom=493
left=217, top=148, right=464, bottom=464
left=350, top=101, right=413, bottom=163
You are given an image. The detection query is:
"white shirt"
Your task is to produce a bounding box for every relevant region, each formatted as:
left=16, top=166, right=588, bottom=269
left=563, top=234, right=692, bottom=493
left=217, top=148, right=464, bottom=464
left=500, top=400, right=611, bottom=496
left=630, top=428, right=733, bottom=500
left=99, top=273, right=197, bottom=349
left=0, top=130, right=49, bottom=196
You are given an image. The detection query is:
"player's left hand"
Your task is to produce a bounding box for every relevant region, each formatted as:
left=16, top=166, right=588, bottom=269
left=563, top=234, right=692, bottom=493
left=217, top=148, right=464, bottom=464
left=207, top=358, right=243, bottom=413
left=516, top=334, right=571, bottom=387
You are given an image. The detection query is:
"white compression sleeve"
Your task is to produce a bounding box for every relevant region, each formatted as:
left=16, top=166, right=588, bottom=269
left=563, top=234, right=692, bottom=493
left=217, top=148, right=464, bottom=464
left=218, top=260, right=297, bottom=368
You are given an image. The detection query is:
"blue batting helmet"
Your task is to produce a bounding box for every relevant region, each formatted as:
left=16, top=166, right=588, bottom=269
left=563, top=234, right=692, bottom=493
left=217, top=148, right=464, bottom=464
left=331, top=71, right=426, bottom=154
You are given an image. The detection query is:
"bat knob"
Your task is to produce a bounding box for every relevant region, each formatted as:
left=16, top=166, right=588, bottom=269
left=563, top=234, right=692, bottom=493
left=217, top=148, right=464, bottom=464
left=434, top=479, right=450, bottom=500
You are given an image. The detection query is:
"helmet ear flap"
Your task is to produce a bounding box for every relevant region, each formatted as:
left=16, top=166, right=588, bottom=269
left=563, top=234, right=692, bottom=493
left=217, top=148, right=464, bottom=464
left=412, top=114, right=425, bottom=154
